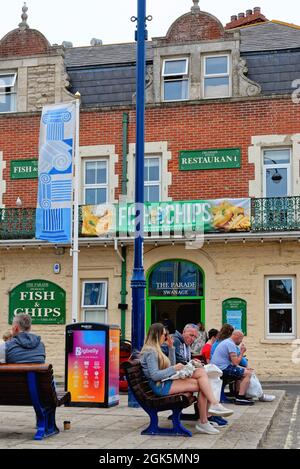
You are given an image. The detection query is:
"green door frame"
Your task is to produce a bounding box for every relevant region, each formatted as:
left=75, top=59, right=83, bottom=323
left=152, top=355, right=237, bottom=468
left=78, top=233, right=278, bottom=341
left=146, top=259, right=205, bottom=331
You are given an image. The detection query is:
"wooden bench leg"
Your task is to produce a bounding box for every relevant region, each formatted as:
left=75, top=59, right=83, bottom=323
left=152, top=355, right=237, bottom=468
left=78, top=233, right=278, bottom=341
left=141, top=407, right=192, bottom=437
left=27, top=372, right=59, bottom=440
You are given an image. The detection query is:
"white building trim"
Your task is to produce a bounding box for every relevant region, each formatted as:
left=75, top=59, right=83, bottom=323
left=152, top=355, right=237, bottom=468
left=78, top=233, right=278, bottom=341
left=127, top=141, right=172, bottom=202
left=248, top=134, right=300, bottom=197
left=0, top=151, right=6, bottom=207
left=79, top=145, right=118, bottom=204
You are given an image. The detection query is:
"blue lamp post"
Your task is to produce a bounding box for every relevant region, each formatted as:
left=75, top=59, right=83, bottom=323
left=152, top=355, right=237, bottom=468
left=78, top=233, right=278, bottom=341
left=131, top=0, right=148, bottom=356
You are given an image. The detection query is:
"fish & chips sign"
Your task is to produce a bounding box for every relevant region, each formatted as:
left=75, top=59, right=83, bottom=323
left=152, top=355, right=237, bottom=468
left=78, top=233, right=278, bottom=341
left=9, top=280, right=66, bottom=324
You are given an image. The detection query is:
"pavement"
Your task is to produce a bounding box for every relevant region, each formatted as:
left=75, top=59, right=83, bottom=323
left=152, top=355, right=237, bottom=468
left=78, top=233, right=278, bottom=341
left=0, top=390, right=285, bottom=449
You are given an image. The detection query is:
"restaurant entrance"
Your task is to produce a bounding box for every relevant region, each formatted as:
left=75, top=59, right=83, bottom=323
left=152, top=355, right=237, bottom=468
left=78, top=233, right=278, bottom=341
left=146, top=259, right=205, bottom=332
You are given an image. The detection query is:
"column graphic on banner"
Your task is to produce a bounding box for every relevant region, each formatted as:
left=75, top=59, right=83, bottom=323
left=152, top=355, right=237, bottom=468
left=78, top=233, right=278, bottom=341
left=36, top=103, right=76, bottom=243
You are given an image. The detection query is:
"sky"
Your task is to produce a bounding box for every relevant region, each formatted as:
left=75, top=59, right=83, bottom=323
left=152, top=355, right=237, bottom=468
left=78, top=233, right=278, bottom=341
left=0, top=0, right=300, bottom=47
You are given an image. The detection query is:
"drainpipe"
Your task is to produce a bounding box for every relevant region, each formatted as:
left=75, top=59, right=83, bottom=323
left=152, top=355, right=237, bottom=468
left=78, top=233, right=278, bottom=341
left=119, top=113, right=129, bottom=339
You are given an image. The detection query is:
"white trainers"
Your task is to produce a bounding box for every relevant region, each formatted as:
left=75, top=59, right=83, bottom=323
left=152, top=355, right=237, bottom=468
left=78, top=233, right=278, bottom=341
left=195, top=422, right=220, bottom=435
left=208, top=403, right=234, bottom=417
left=258, top=393, right=276, bottom=402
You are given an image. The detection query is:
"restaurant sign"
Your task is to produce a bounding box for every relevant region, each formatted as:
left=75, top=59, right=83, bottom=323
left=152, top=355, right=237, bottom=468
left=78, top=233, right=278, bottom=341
left=11, top=159, right=38, bottom=179
left=82, top=198, right=251, bottom=236
left=9, top=280, right=66, bottom=324
left=179, top=148, right=241, bottom=171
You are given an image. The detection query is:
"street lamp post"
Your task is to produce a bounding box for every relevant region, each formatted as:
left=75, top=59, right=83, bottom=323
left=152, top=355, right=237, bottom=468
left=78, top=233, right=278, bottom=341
left=131, top=0, right=147, bottom=356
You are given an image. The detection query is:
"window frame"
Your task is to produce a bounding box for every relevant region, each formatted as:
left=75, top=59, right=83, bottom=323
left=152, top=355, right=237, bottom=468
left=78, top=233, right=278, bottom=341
left=263, top=148, right=291, bottom=198
left=0, top=72, right=17, bottom=113
left=81, top=280, right=108, bottom=309
left=82, top=308, right=108, bottom=324
left=162, top=57, right=189, bottom=102
left=83, top=158, right=108, bottom=205
left=265, top=276, right=296, bottom=339
left=203, top=54, right=231, bottom=99
left=144, top=155, right=161, bottom=202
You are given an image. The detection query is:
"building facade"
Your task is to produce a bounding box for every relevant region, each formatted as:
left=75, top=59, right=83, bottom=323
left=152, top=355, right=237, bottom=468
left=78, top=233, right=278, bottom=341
left=1, top=2, right=300, bottom=378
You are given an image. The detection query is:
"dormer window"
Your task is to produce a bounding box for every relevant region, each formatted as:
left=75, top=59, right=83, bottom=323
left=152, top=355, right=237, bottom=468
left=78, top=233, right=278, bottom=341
left=162, top=58, right=189, bottom=101
left=203, top=55, right=230, bottom=98
left=0, top=73, right=17, bottom=113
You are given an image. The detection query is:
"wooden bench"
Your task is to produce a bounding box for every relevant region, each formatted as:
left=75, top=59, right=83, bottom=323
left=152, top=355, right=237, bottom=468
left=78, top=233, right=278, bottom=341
left=0, top=363, right=71, bottom=440
left=123, top=360, right=197, bottom=437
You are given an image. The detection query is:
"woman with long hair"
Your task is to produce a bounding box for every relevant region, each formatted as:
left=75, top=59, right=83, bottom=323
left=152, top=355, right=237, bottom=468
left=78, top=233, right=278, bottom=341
left=140, top=323, right=233, bottom=435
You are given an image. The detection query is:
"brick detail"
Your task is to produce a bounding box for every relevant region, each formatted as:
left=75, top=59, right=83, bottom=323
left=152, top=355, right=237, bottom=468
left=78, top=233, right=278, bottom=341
left=0, top=28, right=50, bottom=58
left=164, top=11, right=224, bottom=43
left=0, top=97, right=300, bottom=207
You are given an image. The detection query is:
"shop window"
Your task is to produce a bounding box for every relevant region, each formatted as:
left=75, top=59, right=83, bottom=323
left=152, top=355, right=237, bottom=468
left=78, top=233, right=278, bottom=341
left=144, top=156, right=161, bottom=202
left=84, top=159, right=108, bottom=205
left=162, top=58, right=189, bottom=101
left=203, top=55, right=230, bottom=98
left=265, top=277, right=295, bottom=338
left=0, top=73, right=17, bottom=113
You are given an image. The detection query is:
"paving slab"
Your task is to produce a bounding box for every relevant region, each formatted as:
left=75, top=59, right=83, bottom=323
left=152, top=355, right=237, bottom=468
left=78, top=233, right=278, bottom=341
left=0, top=390, right=285, bottom=449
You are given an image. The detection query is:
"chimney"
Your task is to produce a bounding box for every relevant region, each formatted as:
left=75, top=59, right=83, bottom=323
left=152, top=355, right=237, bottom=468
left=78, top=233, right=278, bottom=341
left=225, top=7, right=268, bottom=30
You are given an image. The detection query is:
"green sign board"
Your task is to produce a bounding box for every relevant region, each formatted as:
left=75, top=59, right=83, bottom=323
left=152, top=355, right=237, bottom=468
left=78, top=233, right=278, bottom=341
left=222, top=298, right=247, bottom=335
left=9, top=280, right=66, bottom=325
left=179, top=148, right=241, bottom=171
left=11, top=159, right=38, bottom=179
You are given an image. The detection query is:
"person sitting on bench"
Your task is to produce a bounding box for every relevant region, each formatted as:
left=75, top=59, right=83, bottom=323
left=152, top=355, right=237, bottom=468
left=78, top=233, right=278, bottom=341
left=140, top=323, right=234, bottom=435
left=0, top=313, right=45, bottom=364
left=210, top=329, right=254, bottom=405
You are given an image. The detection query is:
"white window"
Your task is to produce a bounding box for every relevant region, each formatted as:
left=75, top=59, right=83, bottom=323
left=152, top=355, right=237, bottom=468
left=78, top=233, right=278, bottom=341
left=0, top=73, right=17, bottom=113
left=203, top=55, right=230, bottom=98
left=81, top=281, right=108, bottom=324
left=84, top=159, right=108, bottom=205
left=263, top=148, right=291, bottom=198
left=265, top=277, right=296, bottom=339
left=162, top=58, right=189, bottom=101
left=144, top=156, right=161, bottom=202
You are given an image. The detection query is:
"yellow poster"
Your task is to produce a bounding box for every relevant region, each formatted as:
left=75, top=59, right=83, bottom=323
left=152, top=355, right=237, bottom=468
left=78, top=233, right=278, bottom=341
left=82, top=205, right=114, bottom=236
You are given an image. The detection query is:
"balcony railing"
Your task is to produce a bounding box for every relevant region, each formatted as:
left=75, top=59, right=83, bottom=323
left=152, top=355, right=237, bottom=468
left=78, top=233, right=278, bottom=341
left=1, top=198, right=300, bottom=241
left=0, top=208, right=36, bottom=239
left=251, top=197, right=300, bottom=232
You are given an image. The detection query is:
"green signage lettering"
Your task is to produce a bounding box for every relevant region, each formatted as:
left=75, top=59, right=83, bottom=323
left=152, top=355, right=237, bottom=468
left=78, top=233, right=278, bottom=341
left=9, top=280, right=66, bottom=325
left=179, top=148, right=241, bottom=170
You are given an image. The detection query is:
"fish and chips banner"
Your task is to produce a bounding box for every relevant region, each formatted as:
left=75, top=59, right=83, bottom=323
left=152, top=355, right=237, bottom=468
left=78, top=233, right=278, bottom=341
left=82, top=199, right=251, bottom=237
left=36, top=102, right=76, bottom=243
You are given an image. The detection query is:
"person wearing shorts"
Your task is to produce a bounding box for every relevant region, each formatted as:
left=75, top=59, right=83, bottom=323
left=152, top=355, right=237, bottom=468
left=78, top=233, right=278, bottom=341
left=210, top=330, right=254, bottom=405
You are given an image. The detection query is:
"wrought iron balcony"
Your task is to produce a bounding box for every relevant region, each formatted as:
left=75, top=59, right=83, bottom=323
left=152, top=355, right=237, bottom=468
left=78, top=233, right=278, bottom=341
left=0, top=208, right=36, bottom=239
left=251, top=197, right=300, bottom=232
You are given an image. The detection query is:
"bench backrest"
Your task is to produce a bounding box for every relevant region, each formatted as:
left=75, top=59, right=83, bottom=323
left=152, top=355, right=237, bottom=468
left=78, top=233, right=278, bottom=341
left=123, top=360, right=155, bottom=405
left=0, top=364, right=58, bottom=407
